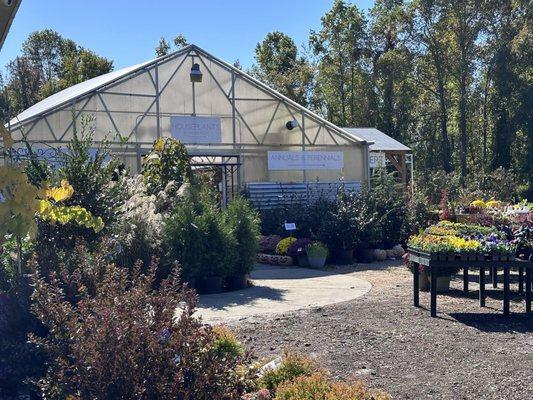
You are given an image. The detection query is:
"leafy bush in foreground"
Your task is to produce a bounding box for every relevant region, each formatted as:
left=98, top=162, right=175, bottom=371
left=274, top=373, right=391, bottom=400
left=30, top=251, right=250, bottom=399
left=261, top=351, right=318, bottom=396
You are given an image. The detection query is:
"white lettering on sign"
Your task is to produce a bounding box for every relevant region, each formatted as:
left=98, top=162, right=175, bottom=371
left=267, top=151, right=344, bottom=170
left=170, top=116, right=221, bottom=144
left=369, top=152, right=386, bottom=168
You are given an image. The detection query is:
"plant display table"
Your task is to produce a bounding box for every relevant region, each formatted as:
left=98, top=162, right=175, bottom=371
left=408, top=248, right=533, bottom=317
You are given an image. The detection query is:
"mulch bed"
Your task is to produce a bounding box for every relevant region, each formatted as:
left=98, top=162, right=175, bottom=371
left=235, top=261, right=533, bottom=400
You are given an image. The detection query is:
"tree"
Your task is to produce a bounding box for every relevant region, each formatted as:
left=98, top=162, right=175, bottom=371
left=155, top=34, right=188, bottom=57
left=408, top=0, right=454, bottom=172
left=252, top=31, right=314, bottom=106
left=0, top=30, right=113, bottom=119
left=4, top=57, right=41, bottom=116
left=310, top=0, right=369, bottom=126
left=447, top=0, right=484, bottom=182
left=155, top=37, right=171, bottom=57
left=369, top=0, right=415, bottom=142
left=21, top=29, right=77, bottom=84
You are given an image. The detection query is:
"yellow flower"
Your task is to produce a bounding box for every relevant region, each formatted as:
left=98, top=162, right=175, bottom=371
left=276, top=237, right=297, bottom=255
left=153, top=138, right=165, bottom=152
left=470, top=199, right=486, bottom=208
left=45, top=180, right=74, bottom=202
left=486, top=200, right=500, bottom=208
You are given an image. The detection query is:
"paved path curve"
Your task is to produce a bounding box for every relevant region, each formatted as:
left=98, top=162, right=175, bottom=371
left=196, top=264, right=372, bottom=324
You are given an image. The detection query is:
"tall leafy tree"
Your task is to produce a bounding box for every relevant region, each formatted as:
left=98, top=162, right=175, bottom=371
left=310, top=0, right=368, bottom=126
left=407, top=0, right=454, bottom=172
left=21, top=29, right=77, bottom=84
left=1, top=30, right=112, bottom=119
left=252, top=31, right=313, bottom=106
left=447, top=0, right=485, bottom=181
left=370, top=0, right=415, bottom=142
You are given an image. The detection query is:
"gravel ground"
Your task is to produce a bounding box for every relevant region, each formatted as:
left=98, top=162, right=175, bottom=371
left=234, top=261, right=533, bottom=400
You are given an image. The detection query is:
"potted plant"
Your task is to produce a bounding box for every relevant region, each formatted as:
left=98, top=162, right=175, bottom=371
left=287, top=238, right=313, bottom=267
left=306, top=242, right=328, bottom=269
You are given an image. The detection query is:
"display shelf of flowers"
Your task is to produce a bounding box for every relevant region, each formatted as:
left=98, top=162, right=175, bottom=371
left=407, top=220, right=528, bottom=292
left=408, top=221, right=518, bottom=263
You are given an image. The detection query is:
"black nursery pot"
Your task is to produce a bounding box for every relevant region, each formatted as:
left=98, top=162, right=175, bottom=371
left=199, top=276, right=224, bottom=294
left=226, top=273, right=249, bottom=291
left=335, top=248, right=354, bottom=265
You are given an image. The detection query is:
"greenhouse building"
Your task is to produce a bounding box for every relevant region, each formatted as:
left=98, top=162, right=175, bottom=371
left=6, top=44, right=373, bottom=206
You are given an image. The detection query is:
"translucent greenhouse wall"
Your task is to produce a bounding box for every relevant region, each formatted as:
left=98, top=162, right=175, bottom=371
left=7, top=45, right=369, bottom=185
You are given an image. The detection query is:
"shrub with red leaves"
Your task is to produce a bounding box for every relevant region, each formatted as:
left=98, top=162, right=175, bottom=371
left=29, top=247, right=252, bottom=400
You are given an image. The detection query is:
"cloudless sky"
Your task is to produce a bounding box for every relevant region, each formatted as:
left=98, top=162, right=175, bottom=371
left=0, top=0, right=374, bottom=74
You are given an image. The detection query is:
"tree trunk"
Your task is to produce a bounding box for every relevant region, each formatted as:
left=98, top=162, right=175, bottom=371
left=435, top=62, right=451, bottom=172
left=459, top=67, right=468, bottom=183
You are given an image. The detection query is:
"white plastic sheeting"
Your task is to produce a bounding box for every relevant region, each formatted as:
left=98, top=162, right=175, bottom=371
left=7, top=45, right=370, bottom=184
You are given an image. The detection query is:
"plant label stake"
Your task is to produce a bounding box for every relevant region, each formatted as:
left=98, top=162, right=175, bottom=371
left=284, top=222, right=296, bottom=231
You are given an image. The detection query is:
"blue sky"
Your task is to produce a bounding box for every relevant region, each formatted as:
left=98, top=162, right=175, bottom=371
left=0, top=0, right=374, bottom=74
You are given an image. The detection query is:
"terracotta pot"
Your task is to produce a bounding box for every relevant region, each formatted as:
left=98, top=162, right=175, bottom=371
left=226, top=274, right=249, bottom=290
left=199, top=276, right=224, bottom=294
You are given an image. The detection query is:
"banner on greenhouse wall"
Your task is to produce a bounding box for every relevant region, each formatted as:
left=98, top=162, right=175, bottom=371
left=267, top=151, right=344, bottom=170
left=170, top=116, right=221, bottom=144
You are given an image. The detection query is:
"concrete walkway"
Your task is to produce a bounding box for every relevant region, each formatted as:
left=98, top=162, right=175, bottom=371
left=196, top=264, right=372, bottom=324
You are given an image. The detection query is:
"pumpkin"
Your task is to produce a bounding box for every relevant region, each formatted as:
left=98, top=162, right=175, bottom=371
left=373, top=249, right=387, bottom=261
left=278, top=256, right=293, bottom=266
left=257, top=253, right=270, bottom=264
left=392, top=244, right=405, bottom=258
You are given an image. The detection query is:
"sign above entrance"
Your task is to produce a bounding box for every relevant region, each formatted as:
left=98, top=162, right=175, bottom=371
left=267, top=151, right=344, bottom=170
left=170, top=116, right=221, bottom=144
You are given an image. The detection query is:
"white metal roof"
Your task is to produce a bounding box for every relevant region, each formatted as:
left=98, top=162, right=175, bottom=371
left=9, top=58, right=157, bottom=126
left=9, top=44, right=368, bottom=146
left=343, top=127, right=410, bottom=152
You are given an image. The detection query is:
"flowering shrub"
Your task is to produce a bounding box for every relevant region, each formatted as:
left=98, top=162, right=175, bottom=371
left=287, top=238, right=313, bottom=259
left=259, top=235, right=282, bottom=254
left=276, top=237, right=297, bottom=255
left=408, top=234, right=481, bottom=253
left=486, top=200, right=501, bottom=208
left=29, top=251, right=251, bottom=399
left=470, top=199, right=487, bottom=209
